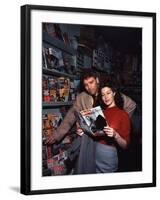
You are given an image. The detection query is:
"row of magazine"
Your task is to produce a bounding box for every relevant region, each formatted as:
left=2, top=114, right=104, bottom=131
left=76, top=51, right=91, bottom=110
left=42, top=75, right=80, bottom=103
left=43, top=44, right=112, bottom=75
left=42, top=46, right=77, bottom=75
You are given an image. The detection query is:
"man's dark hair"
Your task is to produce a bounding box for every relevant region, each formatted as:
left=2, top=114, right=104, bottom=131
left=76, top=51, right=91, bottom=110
left=79, top=68, right=100, bottom=92
left=81, top=69, right=99, bottom=82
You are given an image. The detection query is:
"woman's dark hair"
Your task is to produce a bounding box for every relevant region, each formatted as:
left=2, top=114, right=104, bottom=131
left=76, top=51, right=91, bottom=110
left=98, top=74, right=124, bottom=109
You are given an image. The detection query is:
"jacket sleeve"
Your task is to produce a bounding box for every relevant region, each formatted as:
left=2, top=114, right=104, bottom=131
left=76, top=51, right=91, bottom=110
left=54, top=96, right=81, bottom=142
left=121, top=93, right=136, bottom=118
left=53, top=92, right=93, bottom=141
left=53, top=105, right=77, bottom=142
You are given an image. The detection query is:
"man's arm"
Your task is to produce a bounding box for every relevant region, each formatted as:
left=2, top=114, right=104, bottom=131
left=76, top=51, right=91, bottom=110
left=45, top=91, right=93, bottom=144
left=121, top=93, right=136, bottom=118
left=46, top=104, right=78, bottom=144
left=45, top=92, right=87, bottom=144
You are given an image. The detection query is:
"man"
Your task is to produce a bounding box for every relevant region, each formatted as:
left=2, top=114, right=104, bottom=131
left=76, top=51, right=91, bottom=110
left=46, top=70, right=136, bottom=174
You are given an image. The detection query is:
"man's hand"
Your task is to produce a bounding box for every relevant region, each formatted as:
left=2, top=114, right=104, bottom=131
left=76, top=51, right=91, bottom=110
left=76, top=122, right=84, bottom=136
left=76, top=128, right=84, bottom=136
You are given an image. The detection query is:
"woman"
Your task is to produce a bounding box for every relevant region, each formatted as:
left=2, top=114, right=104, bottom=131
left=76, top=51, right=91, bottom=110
left=95, top=80, right=131, bottom=173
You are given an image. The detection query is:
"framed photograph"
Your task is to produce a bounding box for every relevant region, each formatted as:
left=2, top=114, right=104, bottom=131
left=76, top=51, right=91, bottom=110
left=21, top=4, right=156, bottom=195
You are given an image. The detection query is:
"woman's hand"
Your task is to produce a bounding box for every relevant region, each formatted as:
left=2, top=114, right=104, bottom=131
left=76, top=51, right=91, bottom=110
left=103, top=126, right=128, bottom=149
left=103, top=126, right=116, bottom=138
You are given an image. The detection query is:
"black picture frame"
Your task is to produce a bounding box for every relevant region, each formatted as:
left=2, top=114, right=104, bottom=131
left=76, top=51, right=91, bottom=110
left=21, top=4, right=156, bottom=195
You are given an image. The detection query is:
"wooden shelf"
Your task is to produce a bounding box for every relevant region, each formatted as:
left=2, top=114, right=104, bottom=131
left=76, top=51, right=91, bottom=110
left=43, top=101, right=74, bottom=108
left=43, top=68, right=76, bottom=79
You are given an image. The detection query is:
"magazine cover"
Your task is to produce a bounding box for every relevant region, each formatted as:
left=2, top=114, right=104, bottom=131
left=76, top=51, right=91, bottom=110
left=77, top=106, right=107, bottom=136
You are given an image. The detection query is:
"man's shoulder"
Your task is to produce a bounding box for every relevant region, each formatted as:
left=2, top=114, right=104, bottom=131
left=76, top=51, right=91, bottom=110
left=76, top=91, right=92, bottom=99
left=75, top=91, right=93, bottom=110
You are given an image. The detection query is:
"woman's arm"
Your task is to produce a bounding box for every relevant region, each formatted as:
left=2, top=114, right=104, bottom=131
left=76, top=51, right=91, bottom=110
left=103, top=126, right=128, bottom=149
left=103, top=110, right=131, bottom=149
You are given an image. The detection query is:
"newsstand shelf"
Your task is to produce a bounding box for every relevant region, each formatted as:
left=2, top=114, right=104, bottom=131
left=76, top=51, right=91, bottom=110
left=43, top=101, right=74, bottom=108
left=43, top=68, right=76, bottom=79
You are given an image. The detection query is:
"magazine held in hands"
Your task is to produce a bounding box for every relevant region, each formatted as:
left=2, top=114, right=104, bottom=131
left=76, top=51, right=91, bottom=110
left=77, top=106, right=107, bottom=136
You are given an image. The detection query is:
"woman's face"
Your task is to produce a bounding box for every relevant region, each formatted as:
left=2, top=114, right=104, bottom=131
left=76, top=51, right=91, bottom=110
left=101, top=86, right=116, bottom=108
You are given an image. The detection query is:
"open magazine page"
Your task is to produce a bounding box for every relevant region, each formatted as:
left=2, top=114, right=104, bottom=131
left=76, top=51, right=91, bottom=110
left=77, top=106, right=107, bottom=136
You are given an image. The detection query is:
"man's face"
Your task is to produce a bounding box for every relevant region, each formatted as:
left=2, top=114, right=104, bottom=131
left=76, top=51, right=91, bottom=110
left=83, top=77, right=99, bottom=96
